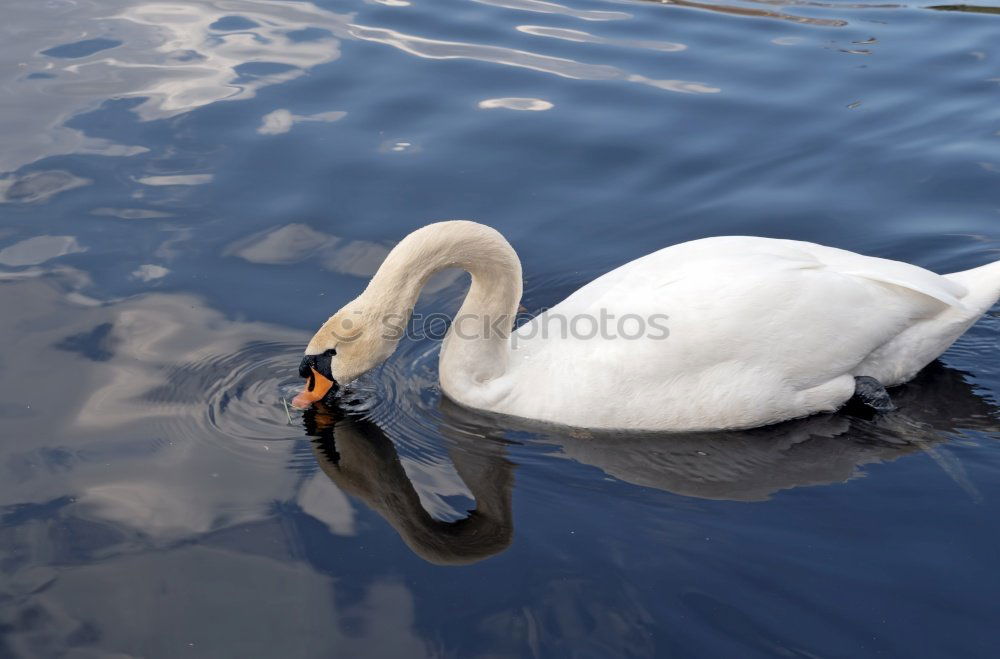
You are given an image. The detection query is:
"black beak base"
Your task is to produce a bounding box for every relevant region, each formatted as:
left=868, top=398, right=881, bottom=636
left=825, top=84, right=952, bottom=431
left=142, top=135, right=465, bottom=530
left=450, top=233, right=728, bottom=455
left=299, top=350, right=337, bottom=393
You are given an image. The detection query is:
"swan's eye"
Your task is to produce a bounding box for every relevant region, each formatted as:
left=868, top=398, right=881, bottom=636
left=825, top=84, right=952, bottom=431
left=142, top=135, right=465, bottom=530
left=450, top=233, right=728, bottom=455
left=299, top=348, right=337, bottom=382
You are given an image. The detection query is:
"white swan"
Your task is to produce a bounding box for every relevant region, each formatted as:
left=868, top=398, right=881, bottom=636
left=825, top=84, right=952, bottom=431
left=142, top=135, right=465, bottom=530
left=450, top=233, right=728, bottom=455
left=292, top=221, right=1000, bottom=431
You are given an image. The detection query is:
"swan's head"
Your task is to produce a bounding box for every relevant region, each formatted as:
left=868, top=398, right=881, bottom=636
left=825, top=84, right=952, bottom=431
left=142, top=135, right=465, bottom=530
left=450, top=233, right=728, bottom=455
left=291, top=298, right=398, bottom=408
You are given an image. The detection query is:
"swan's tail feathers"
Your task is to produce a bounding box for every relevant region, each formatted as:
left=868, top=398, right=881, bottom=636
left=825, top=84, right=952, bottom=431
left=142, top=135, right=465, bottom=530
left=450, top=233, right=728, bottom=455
left=864, top=259, right=1000, bottom=386
left=863, top=259, right=1000, bottom=386
left=946, top=258, right=1000, bottom=315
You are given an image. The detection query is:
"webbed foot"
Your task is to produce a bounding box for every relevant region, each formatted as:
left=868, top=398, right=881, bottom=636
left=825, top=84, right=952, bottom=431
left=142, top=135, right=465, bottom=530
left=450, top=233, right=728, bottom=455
left=850, top=375, right=896, bottom=414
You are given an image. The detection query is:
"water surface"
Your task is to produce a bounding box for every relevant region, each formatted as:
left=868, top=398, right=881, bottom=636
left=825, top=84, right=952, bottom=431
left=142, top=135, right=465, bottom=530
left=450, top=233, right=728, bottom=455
left=1, top=0, right=999, bottom=656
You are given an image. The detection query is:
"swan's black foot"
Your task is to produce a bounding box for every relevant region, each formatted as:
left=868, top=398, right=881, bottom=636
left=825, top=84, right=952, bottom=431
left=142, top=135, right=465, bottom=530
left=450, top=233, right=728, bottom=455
left=850, top=376, right=895, bottom=414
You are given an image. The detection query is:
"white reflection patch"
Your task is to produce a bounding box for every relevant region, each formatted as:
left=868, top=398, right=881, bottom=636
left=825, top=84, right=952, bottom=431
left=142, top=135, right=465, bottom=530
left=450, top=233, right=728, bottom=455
left=472, top=0, right=630, bottom=21
left=479, top=97, right=554, bottom=111
left=225, top=223, right=462, bottom=289
left=90, top=207, right=174, bottom=219
left=298, top=472, right=357, bottom=535
left=378, top=138, right=421, bottom=154
left=0, top=236, right=86, bottom=267
left=136, top=173, right=214, bottom=186
left=517, top=25, right=686, bottom=52
left=225, top=223, right=394, bottom=277
left=347, top=24, right=719, bottom=94
left=258, top=108, right=346, bottom=135
left=131, top=263, right=170, bottom=281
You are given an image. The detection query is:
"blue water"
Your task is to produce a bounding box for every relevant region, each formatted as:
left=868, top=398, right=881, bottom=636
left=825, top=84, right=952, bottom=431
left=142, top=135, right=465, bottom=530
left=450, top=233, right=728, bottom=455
left=2, top=0, right=1000, bottom=656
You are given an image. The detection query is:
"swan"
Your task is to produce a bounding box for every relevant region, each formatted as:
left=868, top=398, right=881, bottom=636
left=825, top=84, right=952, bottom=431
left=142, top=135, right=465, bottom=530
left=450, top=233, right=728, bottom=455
left=292, top=221, right=1000, bottom=431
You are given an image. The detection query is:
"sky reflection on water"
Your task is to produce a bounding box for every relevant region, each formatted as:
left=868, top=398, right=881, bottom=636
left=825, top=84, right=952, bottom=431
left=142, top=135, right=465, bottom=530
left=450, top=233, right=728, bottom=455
left=1, top=0, right=1000, bottom=655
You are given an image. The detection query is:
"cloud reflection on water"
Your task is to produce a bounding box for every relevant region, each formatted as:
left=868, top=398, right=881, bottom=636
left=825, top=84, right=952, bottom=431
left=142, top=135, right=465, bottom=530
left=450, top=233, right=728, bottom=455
left=3, top=0, right=721, bottom=184
left=0, top=236, right=86, bottom=267
left=0, top=266, right=451, bottom=656
left=224, top=223, right=470, bottom=292
left=0, top=171, right=92, bottom=204
left=4, top=545, right=429, bottom=657
left=2, top=0, right=350, bottom=175
left=0, top=265, right=466, bottom=546
left=226, top=223, right=393, bottom=276
left=105, top=1, right=347, bottom=120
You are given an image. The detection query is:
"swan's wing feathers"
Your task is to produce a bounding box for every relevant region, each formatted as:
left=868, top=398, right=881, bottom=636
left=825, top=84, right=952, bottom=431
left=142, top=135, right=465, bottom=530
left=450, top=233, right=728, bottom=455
left=837, top=267, right=966, bottom=308
left=794, top=241, right=969, bottom=309
left=545, top=236, right=967, bottom=323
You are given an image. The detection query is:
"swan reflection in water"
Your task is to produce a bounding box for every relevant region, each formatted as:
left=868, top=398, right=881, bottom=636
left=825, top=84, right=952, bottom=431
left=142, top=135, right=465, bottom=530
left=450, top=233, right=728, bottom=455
left=304, top=361, right=997, bottom=564
left=304, top=404, right=516, bottom=566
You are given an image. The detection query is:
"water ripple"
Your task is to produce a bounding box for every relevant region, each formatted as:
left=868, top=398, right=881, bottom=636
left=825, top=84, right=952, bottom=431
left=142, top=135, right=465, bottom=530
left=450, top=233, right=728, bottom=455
left=472, top=0, right=632, bottom=20
left=517, top=25, right=686, bottom=52
left=347, top=23, right=720, bottom=93
left=635, top=0, right=850, bottom=25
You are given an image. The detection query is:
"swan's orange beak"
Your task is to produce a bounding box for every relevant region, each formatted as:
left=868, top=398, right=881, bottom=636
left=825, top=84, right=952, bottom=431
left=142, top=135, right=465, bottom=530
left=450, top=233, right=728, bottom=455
left=292, top=367, right=336, bottom=409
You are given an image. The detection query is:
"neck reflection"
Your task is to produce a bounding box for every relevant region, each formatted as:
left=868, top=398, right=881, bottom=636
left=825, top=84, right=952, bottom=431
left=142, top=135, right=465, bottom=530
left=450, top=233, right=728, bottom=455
left=303, top=405, right=515, bottom=566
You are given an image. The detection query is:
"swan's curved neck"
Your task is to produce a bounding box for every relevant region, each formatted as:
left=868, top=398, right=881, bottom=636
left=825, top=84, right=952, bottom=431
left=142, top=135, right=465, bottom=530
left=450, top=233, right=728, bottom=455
left=362, top=221, right=522, bottom=384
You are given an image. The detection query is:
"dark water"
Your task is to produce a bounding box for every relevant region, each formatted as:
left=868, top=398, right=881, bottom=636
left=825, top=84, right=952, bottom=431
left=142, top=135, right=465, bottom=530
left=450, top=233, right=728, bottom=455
left=2, top=0, right=1000, bottom=656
